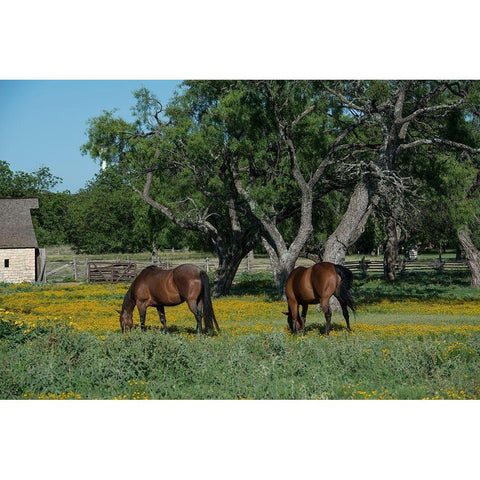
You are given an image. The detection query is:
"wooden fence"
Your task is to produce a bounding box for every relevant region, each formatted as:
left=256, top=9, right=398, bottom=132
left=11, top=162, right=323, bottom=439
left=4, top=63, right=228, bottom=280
left=42, top=255, right=470, bottom=283
left=87, top=261, right=137, bottom=283
left=344, top=257, right=469, bottom=276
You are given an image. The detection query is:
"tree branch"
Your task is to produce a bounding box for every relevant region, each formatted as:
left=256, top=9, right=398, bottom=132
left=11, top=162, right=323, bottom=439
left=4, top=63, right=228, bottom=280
left=397, top=138, right=480, bottom=155
left=398, top=99, right=465, bottom=125
left=132, top=171, right=218, bottom=236
left=321, top=83, right=367, bottom=113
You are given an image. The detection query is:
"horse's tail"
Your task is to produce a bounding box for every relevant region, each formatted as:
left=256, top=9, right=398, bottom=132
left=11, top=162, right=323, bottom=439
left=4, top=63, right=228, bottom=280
left=200, top=270, right=220, bottom=334
left=334, top=264, right=356, bottom=314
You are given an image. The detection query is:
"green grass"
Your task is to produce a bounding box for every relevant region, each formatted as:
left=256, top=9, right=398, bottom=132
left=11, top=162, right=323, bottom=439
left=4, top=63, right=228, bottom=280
left=44, top=245, right=221, bottom=263
left=230, top=270, right=480, bottom=301
left=354, top=271, right=479, bottom=302
left=1, top=270, right=479, bottom=400
left=1, top=322, right=478, bottom=399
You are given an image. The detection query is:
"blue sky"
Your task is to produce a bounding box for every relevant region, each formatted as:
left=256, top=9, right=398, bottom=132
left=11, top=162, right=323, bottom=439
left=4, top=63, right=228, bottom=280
left=0, top=80, right=181, bottom=192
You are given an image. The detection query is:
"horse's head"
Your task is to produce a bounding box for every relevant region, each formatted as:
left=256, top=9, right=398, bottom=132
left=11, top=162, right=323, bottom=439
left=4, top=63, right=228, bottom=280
left=117, top=308, right=133, bottom=332
left=283, top=311, right=300, bottom=334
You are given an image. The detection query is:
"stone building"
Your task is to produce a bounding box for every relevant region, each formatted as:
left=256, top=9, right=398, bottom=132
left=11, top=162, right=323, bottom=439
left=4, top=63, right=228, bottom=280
left=0, top=198, right=42, bottom=283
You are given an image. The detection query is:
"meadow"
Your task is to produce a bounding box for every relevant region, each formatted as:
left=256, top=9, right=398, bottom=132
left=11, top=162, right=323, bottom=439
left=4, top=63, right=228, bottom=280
left=1, top=271, right=479, bottom=400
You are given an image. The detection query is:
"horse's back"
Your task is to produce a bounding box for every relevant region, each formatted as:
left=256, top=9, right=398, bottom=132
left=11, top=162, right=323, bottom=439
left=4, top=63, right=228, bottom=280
left=311, top=262, right=338, bottom=297
left=286, top=266, right=311, bottom=302
left=287, top=262, right=338, bottom=304
left=172, top=263, right=202, bottom=278
left=131, top=266, right=172, bottom=303
left=134, top=265, right=167, bottom=288
left=172, top=263, right=203, bottom=299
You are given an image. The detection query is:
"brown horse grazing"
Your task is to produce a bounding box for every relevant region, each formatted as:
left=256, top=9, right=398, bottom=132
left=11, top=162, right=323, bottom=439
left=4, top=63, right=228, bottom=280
left=118, top=264, right=219, bottom=335
left=285, top=262, right=355, bottom=335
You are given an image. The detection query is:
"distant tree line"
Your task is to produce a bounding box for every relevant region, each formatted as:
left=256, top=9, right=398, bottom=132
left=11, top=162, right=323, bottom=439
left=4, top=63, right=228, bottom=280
left=2, top=80, right=480, bottom=294
left=0, top=160, right=206, bottom=254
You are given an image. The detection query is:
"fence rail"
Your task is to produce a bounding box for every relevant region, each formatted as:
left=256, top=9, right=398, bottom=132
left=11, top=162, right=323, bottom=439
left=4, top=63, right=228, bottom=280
left=42, top=255, right=470, bottom=283
left=344, top=258, right=469, bottom=275
left=87, top=261, right=137, bottom=283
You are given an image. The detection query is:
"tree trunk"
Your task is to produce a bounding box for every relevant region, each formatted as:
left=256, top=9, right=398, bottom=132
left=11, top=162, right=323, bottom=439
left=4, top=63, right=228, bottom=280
left=383, top=218, right=401, bottom=281
left=212, top=231, right=258, bottom=297
left=322, top=179, right=376, bottom=264
left=213, top=253, right=244, bottom=297
left=273, top=267, right=291, bottom=300
left=262, top=239, right=298, bottom=299
left=457, top=226, right=480, bottom=287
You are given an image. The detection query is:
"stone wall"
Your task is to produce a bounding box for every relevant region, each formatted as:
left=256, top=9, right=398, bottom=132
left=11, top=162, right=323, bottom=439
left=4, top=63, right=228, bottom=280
left=0, top=248, right=36, bottom=283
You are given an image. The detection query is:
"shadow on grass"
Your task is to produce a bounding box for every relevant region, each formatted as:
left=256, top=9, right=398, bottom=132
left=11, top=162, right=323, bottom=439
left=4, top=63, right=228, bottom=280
left=303, top=322, right=352, bottom=335
left=133, top=324, right=216, bottom=336
left=228, top=270, right=477, bottom=304
left=228, top=272, right=278, bottom=299
left=353, top=271, right=477, bottom=303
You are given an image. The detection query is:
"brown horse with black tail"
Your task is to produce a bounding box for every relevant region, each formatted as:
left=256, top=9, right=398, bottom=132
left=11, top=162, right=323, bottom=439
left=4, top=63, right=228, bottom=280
left=285, top=262, right=355, bottom=335
left=118, top=264, right=219, bottom=335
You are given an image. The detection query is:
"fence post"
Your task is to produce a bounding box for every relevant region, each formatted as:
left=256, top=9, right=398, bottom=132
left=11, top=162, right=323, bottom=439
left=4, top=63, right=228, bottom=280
left=246, top=250, right=254, bottom=273
left=72, top=256, right=78, bottom=281
left=205, top=257, right=210, bottom=273
left=37, top=248, right=47, bottom=282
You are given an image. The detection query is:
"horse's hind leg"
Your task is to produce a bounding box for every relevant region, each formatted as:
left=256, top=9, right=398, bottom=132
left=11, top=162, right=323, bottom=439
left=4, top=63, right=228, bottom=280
left=187, top=300, right=203, bottom=335
left=335, top=296, right=352, bottom=332
left=156, top=306, right=168, bottom=333
left=287, top=298, right=301, bottom=334
left=320, top=298, right=332, bottom=335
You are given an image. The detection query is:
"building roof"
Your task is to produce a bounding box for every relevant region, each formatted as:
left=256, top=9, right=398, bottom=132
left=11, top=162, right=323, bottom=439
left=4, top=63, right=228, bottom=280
left=0, top=198, right=39, bottom=248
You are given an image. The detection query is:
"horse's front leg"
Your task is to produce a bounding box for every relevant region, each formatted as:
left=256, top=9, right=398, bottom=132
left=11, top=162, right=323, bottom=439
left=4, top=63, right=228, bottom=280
left=156, top=306, right=168, bottom=333
left=300, top=304, right=308, bottom=334
left=137, top=303, right=147, bottom=332
left=287, top=298, right=301, bottom=334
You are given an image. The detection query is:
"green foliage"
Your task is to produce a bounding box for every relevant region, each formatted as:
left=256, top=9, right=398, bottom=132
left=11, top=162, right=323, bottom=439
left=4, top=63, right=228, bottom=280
left=0, top=160, right=71, bottom=246
left=67, top=169, right=145, bottom=253
left=1, top=273, right=479, bottom=399
left=0, top=160, right=62, bottom=197
left=66, top=168, right=205, bottom=254
left=411, top=152, right=479, bottom=250
left=1, top=321, right=478, bottom=399
left=230, top=269, right=480, bottom=302
left=32, top=191, right=72, bottom=246
left=354, top=271, right=480, bottom=302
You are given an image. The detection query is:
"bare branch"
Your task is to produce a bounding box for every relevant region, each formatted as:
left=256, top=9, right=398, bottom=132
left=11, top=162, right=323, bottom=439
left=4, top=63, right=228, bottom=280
left=321, top=83, right=367, bottom=113
left=398, top=99, right=465, bottom=125
left=132, top=171, right=218, bottom=236
left=292, top=105, right=315, bottom=128
left=397, top=138, right=480, bottom=155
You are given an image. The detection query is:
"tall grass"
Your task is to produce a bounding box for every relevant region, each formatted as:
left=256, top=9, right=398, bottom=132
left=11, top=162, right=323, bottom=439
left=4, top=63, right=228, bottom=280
left=1, top=321, right=479, bottom=399
left=1, top=271, right=479, bottom=400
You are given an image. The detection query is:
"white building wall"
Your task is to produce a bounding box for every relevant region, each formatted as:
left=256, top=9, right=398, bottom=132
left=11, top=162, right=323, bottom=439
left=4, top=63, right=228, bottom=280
left=0, top=248, right=36, bottom=283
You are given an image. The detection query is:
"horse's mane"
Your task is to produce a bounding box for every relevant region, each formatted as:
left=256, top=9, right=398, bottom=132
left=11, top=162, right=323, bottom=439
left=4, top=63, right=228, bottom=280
left=121, top=284, right=136, bottom=311
left=145, top=264, right=165, bottom=272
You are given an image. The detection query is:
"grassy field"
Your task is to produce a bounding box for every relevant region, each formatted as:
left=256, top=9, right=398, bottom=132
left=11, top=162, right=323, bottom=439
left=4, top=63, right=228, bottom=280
left=1, top=271, right=479, bottom=399
left=44, top=245, right=463, bottom=263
